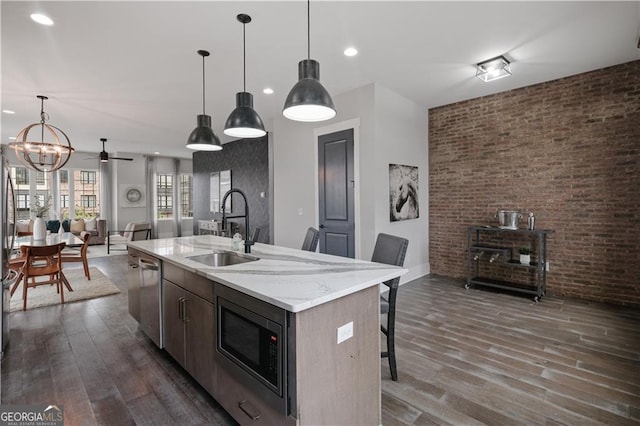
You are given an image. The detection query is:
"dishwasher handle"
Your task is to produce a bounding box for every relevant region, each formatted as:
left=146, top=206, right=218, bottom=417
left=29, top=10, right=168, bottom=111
left=139, top=258, right=159, bottom=271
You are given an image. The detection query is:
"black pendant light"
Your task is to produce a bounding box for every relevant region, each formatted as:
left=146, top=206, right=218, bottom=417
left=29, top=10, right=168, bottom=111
left=224, top=14, right=266, bottom=138
left=282, top=0, right=336, bottom=122
left=187, top=50, right=222, bottom=151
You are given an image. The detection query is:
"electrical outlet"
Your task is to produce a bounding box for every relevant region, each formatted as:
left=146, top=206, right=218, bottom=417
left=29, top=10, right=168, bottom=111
left=337, top=321, right=353, bottom=344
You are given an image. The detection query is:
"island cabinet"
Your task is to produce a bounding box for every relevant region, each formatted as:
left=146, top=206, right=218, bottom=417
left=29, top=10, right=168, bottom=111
left=128, top=235, right=406, bottom=426
left=214, top=283, right=380, bottom=426
left=162, top=262, right=216, bottom=397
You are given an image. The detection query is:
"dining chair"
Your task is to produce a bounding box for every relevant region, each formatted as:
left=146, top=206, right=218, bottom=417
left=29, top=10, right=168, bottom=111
left=60, top=232, right=91, bottom=280
left=371, top=233, right=408, bottom=381
left=21, top=242, right=67, bottom=311
left=301, top=227, right=319, bottom=252
left=8, top=246, right=28, bottom=297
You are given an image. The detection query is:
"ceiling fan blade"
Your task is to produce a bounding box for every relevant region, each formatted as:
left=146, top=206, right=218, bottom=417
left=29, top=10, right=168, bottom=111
left=110, top=156, right=134, bottom=161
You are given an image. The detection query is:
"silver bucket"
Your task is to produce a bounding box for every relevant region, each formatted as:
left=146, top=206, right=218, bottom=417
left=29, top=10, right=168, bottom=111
left=496, top=210, right=522, bottom=229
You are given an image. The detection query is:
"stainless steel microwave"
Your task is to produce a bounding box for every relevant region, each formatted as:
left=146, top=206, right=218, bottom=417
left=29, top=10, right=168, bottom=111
left=216, top=284, right=294, bottom=416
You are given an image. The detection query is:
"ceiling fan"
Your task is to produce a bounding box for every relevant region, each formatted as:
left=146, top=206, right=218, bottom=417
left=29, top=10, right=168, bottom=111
left=98, top=138, right=133, bottom=162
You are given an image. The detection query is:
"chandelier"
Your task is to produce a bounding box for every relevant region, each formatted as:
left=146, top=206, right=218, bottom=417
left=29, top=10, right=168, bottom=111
left=9, top=95, right=74, bottom=172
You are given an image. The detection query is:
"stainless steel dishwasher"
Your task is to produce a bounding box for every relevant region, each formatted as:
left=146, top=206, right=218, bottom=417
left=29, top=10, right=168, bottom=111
left=138, top=253, right=163, bottom=348
left=127, top=249, right=141, bottom=322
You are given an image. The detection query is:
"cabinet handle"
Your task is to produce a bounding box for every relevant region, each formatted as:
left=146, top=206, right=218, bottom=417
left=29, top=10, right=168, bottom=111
left=183, top=297, right=190, bottom=323
left=178, top=297, right=185, bottom=321
left=238, top=400, right=261, bottom=421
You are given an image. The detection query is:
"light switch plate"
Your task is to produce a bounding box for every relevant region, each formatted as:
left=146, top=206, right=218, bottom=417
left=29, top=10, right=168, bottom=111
left=337, top=321, right=353, bottom=344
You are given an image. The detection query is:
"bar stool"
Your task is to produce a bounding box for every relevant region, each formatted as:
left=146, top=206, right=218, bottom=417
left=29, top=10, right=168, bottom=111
left=371, top=233, right=408, bottom=381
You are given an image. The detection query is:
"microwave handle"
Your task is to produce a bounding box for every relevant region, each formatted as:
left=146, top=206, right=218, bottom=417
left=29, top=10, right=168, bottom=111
left=238, top=400, right=261, bottom=421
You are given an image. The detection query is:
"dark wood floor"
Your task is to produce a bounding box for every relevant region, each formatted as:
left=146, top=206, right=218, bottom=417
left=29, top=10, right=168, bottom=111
left=2, top=255, right=639, bottom=425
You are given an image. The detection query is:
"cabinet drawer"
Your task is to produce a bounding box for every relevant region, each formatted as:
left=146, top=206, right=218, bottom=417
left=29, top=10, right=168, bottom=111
left=216, top=367, right=295, bottom=426
left=163, top=262, right=184, bottom=285
left=182, top=271, right=214, bottom=303
left=163, top=263, right=214, bottom=303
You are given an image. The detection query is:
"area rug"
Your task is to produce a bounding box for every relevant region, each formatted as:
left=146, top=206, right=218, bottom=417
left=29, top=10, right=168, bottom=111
left=10, top=267, right=121, bottom=312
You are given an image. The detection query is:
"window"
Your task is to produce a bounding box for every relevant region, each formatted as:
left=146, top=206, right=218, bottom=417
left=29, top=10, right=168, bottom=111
left=157, top=174, right=173, bottom=218
left=158, top=174, right=172, bottom=189
left=9, top=166, right=99, bottom=220
left=16, top=194, right=29, bottom=210
left=80, top=195, right=97, bottom=208
left=35, top=172, right=45, bottom=185
left=180, top=174, right=193, bottom=218
left=73, top=169, right=100, bottom=218
left=80, top=171, right=96, bottom=184
left=14, top=167, right=28, bottom=185
left=158, top=195, right=173, bottom=209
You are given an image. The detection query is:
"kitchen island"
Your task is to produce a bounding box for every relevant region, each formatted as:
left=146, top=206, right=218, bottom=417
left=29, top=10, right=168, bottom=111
left=128, top=235, right=407, bottom=425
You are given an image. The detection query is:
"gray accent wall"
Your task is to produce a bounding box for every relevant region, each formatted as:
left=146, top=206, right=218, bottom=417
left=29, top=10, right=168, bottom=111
left=193, top=136, right=270, bottom=243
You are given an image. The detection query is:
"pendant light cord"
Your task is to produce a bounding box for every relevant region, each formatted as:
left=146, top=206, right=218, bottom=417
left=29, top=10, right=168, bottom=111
left=307, top=0, right=311, bottom=60
left=243, top=20, right=247, bottom=92
left=201, top=54, right=206, bottom=115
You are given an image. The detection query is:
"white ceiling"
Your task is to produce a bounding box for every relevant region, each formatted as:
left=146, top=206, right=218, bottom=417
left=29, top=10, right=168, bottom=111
left=2, top=1, right=639, bottom=160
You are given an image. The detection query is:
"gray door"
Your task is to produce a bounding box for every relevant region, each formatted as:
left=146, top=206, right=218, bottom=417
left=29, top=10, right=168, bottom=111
left=318, top=129, right=355, bottom=258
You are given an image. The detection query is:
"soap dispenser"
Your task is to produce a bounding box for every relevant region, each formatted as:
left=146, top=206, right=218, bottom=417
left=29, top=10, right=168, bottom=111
left=232, top=233, right=243, bottom=251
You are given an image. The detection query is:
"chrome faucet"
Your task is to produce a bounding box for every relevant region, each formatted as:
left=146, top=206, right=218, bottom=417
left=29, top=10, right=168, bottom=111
left=221, top=188, right=254, bottom=254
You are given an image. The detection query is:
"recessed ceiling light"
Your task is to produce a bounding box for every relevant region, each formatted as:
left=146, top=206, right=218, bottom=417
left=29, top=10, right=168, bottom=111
left=30, top=13, right=54, bottom=26
left=263, top=88, right=274, bottom=95
left=154, top=152, right=160, bottom=155
left=344, top=47, right=358, bottom=57
left=2, top=110, right=15, bottom=114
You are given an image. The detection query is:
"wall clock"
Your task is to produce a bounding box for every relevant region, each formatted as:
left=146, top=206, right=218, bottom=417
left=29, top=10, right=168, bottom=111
left=126, top=188, right=142, bottom=203
left=120, top=184, right=146, bottom=208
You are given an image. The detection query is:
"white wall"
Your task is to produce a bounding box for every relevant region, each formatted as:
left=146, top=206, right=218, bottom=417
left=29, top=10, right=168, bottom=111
left=111, top=152, right=148, bottom=230
left=272, top=83, right=429, bottom=282
left=372, top=84, right=429, bottom=281
left=272, top=118, right=318, bottom=249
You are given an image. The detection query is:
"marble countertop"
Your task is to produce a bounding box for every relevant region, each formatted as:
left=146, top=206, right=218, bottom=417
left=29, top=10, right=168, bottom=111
left=128, top=235, right=407, bottom=312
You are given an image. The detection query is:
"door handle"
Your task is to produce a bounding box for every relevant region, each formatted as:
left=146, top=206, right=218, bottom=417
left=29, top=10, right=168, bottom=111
left=319, top=224, right=325, bottom=229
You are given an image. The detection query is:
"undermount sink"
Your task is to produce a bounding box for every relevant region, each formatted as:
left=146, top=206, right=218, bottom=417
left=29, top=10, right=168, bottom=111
left=187, top=251, right=259, bottom=267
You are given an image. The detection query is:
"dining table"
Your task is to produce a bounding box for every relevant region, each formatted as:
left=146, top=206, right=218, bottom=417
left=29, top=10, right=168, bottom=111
left=9, top=232, right=84, bottom=296
left=13, top=232, right=84, bottom=248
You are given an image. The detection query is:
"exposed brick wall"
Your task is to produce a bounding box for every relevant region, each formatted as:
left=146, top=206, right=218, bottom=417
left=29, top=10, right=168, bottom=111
left=428, top=60, right=640, bottom=307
